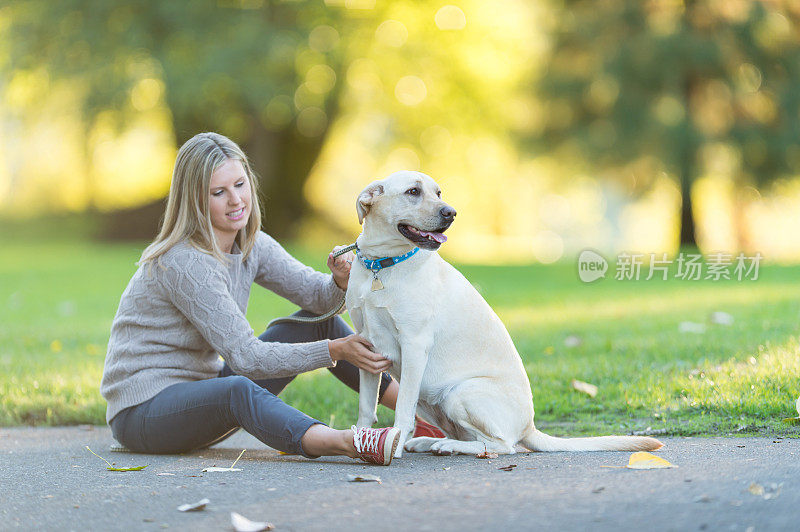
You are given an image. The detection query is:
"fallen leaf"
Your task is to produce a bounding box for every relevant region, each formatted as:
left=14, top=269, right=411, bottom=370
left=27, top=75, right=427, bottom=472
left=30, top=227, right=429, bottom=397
left=476, top=451, right=498, bottom=459
left=678, top=321, right=706, bottom=334
left=709, top=311, right=734, bottom=326
left=626, top=451, right=677, bottom=469
left=202, top=449, right=245, bottom=472
left=231, top=512, right=274, bottom=532
left=177, top=498, right=209, bottom=512
left=693, top=494, right=713, bottom=503
left=749, top=482, right=782, bottom=500
left=571, top=379, right=598, bottom=398
left=347, top=474, right=381, bottom=483
left=592, top=487, right=605, bottom=494
left=85, top=446, right=147, bottom=472
left=498, top=464, right=517, bottom=471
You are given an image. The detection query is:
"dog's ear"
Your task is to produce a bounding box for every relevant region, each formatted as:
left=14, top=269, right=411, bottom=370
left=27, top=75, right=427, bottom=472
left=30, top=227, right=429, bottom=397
left=356, top=183, right=384, bottom=224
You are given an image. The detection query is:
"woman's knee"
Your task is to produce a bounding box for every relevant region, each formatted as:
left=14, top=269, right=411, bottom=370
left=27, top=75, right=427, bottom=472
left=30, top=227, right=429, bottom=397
left=225, top=375, right=258, bottom=403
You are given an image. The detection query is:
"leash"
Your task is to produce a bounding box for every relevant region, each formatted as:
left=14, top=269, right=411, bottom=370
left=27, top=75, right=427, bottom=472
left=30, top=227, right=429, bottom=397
left=266, top=243, right=358, bottom=328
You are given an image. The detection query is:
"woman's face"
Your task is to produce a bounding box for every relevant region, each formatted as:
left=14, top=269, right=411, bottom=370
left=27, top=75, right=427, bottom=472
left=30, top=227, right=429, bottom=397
left=208, top=159, right=252, bottom=249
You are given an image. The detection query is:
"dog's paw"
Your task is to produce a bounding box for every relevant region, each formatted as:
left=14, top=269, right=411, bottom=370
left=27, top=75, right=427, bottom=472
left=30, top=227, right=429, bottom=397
left=404, top=436, right=441, bottom=453
left=394, top=429, right=413, bottom=459
left=429, top=438, right=486, bottom=456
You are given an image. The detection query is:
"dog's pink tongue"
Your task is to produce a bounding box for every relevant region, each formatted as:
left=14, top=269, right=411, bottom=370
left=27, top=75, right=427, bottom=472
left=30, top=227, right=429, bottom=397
left=419, top=231, right=447, bottom=243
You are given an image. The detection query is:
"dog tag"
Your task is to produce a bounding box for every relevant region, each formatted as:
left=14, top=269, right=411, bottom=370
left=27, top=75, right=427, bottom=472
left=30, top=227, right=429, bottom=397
left=371, top=276, right=384, bottom=291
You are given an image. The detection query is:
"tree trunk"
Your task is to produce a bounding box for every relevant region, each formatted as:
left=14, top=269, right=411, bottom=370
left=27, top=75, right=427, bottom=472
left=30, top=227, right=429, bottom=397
left=245, top=118, right=330, bottom=239
left=679, top=74, right=698, bottom=248
left=678, top=174, right=696, bottom=247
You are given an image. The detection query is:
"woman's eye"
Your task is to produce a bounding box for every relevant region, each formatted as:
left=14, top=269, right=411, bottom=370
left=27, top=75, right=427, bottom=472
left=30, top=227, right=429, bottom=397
left=212, top=190, right=224, bottom=197
left=235, top=181, right=244, bottom=188
left=406, top=188, right=420, bottom=196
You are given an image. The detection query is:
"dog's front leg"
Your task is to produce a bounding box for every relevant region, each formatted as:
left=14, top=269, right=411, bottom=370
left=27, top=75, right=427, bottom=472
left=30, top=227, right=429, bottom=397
left=393, top=340, right=429, bottom=458
left=356, top=370, right=381, bottom=428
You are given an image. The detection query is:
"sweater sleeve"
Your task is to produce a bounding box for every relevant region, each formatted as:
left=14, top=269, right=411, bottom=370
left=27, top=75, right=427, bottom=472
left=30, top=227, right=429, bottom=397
left=252, top=232, right=345, bottom=315
left=157, top=249, right=334, bottom=378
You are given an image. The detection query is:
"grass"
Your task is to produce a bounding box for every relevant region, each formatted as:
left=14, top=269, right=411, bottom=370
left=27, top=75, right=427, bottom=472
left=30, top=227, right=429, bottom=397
left=1, top=225, right=798, bottom=438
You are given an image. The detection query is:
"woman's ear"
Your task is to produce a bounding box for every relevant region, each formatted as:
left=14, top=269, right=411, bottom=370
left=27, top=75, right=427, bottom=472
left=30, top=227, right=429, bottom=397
left=356, top=183, right=384, bottom=224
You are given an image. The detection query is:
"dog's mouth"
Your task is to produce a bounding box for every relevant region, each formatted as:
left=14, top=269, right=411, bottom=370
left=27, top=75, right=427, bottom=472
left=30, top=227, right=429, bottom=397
left=398, top=223, right=450, bottom=250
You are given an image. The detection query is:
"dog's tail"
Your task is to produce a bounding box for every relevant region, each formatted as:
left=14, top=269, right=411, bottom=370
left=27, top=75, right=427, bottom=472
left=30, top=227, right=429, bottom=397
left=520, top=427, right=663, bottom=452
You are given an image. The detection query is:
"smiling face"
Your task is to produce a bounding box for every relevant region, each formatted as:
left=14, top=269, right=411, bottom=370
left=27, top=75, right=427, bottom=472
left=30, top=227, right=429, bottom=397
left=208, top=158, right=252, bottom=252
left=358, top=171, right=457, bottom=251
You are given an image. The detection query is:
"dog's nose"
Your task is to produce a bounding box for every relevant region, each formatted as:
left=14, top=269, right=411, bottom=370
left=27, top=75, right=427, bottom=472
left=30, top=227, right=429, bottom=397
left=439, top=206, right=457, bottom=220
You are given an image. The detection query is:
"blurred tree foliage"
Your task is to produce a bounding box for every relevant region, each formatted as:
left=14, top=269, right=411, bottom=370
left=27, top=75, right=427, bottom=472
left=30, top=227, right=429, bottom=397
left=3, top=0, right=540, bottom=242
left=4, top=0, right=360, bottom=237
left=533, top=0, right=800, bottom=246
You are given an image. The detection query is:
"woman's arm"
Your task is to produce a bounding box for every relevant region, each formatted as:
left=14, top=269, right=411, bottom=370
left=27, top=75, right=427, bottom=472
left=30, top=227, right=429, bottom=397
left=158, top=249, right=334, bottom=379
left=252, top=232, right=344, bottom=314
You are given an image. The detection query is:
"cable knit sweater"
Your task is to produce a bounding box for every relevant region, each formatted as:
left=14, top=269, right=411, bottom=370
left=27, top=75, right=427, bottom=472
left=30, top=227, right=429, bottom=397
left=100, top=231, right=344, bottom=423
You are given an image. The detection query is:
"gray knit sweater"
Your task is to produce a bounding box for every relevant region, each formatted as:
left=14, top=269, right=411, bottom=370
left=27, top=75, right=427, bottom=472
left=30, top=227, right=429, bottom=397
left=100, top=231, right=344, bottom=423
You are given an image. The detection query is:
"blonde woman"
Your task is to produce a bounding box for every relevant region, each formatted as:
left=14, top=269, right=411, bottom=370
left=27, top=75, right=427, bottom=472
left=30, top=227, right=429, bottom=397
left=101, top=132, right=422, bottom=465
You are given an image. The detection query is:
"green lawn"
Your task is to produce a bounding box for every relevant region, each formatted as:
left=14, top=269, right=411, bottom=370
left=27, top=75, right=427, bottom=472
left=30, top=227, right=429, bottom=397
left=1, top=229, right=798, bottom=438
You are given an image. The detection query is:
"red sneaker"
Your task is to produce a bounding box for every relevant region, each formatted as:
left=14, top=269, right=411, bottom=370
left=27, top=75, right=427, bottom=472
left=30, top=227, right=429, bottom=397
left=351, top=426, right=400, bottom=465
left=413, top=417, right=445, bottom=438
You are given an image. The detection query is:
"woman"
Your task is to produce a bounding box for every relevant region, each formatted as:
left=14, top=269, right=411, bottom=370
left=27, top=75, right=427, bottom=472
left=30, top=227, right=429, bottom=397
left=101, top=132, right=416, bottom=465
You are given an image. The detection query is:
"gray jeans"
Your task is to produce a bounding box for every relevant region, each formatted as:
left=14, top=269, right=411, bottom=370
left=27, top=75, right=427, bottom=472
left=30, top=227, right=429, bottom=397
left=109, top=311, right=392, bottom=457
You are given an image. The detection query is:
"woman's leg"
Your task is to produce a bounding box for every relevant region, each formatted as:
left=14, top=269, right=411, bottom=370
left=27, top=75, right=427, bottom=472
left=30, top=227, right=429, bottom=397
left=110, top=375, right=358, bottom=458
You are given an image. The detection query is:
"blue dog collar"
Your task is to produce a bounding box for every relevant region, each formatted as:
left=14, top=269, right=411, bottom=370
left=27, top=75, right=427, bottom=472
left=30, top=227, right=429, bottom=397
left=356, top=246, right=419, bottom=272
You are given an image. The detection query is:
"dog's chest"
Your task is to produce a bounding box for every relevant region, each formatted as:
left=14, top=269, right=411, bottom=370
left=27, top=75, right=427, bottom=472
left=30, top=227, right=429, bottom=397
left=346, top=270, right=410, bottom=363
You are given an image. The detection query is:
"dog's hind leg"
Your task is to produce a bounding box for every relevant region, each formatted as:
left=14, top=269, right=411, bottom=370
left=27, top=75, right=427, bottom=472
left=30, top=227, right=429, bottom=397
left=403, top=436, right=442, bottom=453
left=429, top=379, right=524, bottom=456
left=429, top=438, right=515, bottom=456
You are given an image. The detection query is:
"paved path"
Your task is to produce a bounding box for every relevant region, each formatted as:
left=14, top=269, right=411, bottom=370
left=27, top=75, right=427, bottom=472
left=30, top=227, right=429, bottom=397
left=0, top=427, right=797, bottom=531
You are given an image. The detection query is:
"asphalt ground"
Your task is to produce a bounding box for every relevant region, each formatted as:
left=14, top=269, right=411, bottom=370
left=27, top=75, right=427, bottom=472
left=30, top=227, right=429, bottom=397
left=0, top=427, right=797, bottom=531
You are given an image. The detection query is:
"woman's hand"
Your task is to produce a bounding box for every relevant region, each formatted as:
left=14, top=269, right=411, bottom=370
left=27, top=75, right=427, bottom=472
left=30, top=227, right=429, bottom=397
left=328, top=245, right=356, bottom=291
left=328, top=335, right=392, bottom=374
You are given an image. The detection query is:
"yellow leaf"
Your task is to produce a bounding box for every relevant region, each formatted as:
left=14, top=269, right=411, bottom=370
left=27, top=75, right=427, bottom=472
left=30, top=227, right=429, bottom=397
left=571, top=379, right=598, bottom=397
left=50, top=340, right=63, bottom=353
left=626, top=451, right=676, bottom=469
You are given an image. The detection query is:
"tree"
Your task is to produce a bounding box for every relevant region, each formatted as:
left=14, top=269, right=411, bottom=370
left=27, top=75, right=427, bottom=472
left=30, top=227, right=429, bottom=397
left=4, top=0, right=361, bottom=237
left=532, top=0, right=800, bottom=247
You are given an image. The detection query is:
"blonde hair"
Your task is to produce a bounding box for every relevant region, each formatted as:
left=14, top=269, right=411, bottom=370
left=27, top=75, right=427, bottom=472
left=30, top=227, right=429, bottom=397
left=139, top=132, right=262, bottom=267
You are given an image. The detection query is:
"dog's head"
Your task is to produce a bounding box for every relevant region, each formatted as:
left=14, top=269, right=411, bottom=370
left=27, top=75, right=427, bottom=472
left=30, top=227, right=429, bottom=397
left=357, top=171, right=456, bottom=251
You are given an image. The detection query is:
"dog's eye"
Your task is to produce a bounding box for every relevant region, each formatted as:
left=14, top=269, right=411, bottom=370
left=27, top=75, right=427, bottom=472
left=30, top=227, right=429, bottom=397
left=436, top=190, right=441, bottom=198
left=405, top=188, right=420, bottom=196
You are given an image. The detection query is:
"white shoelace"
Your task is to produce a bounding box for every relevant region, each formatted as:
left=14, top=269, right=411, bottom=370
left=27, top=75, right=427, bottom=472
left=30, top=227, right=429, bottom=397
left=351, top=426, right=379, bottom=455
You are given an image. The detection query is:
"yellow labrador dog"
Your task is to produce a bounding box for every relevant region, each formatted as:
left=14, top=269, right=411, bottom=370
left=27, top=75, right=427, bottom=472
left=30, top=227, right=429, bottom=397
left=347, top=171, right=662, bottom=458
